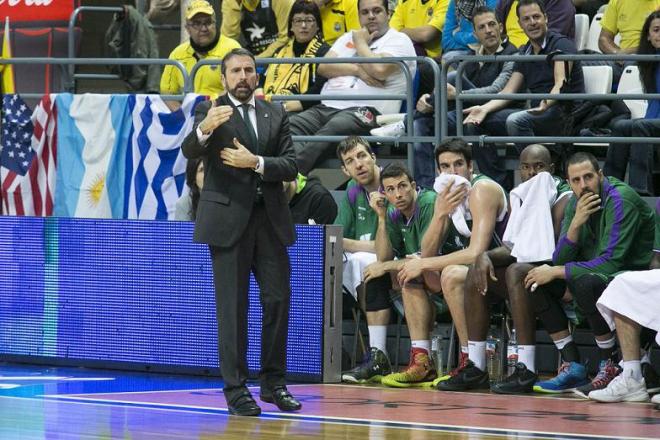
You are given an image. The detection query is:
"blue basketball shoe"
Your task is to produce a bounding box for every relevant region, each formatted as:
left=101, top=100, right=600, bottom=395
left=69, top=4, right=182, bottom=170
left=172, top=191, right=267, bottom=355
left=533, top=361, right=589, bottom=393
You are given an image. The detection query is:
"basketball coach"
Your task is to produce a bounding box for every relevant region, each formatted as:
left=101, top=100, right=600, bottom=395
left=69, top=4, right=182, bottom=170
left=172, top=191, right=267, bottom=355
left=182, top=48, right=301, bottom=416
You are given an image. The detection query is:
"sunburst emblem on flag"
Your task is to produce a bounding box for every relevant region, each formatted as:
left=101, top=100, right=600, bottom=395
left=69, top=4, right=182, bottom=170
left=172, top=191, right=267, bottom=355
left=86, top=173, right=106, bottom=206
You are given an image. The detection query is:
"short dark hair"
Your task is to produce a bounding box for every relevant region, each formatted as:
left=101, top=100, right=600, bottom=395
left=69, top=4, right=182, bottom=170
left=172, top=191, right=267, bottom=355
left=380, top=162, right=414, bottom=185
left=434, top=137, right=472, bottom=168
left=287, top=0, right=323, bottom=38
left=358, top=0, right=388, bottom=13
left=471, top=6, right=498, bottom=24
left=516, top=0, right=546, bottom=17
left=336, top=135, right=374, bottom=163
left=221, top=48, right=255, bottom=75
left=566, top=151, right=600, bottom=175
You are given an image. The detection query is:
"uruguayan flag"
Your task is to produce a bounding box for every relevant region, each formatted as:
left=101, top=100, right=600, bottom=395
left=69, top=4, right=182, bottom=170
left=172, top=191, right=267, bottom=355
left=53, top=94, right=131, bottom=218
left=125, top=94, right=204, bottom=220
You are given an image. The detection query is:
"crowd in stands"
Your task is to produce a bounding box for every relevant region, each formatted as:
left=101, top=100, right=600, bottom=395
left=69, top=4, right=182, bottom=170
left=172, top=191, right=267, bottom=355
left=4, top=0, right=660, bottom=409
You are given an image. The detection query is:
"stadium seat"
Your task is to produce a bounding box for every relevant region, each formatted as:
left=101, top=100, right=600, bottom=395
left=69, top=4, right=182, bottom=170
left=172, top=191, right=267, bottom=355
left=586, top=13, right=604, bottom=52
left=582, top=65, right=613, bottom=95
left=586, top=13, right=621, bottom=53
left=617, top=65, right=648, bottom=119
left=575, top=14, right=589, bottom=51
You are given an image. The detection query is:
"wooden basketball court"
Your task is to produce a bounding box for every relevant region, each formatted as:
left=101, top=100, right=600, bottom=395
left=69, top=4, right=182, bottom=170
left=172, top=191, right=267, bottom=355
left=1, top=363, right=658, bottom=439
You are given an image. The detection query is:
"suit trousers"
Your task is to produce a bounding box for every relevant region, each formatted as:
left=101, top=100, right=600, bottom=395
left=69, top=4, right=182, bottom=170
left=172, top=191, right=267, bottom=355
left=209, top=204, right=291, bottom=404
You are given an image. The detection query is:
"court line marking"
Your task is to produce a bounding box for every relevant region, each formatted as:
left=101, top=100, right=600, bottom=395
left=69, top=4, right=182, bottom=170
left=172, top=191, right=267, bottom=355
left=35, top=394, right=657, bottom=440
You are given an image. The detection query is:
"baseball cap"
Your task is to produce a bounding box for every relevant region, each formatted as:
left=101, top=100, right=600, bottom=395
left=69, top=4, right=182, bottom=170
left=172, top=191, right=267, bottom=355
left=185, top=0, right=215, bottom=20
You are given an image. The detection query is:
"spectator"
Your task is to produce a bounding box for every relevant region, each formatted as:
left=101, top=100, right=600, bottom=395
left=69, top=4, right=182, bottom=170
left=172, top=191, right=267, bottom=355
left=258, top=0, right=331, bottom=113
left=525, top=152, right=655, bottom=395
left=441, top=0, right=498, bottom=63
left=175, top=156, right=206, bottom=221
left=406, top=6, right=519, bottom=190
left=598, top=0, right=660, bottom=85
left=590, top=200, right=660, bottom=403
left=437, top=144, right=573, bottom=393
left=221, top=0, right=295, bottom=58
left=604, top=9, right=660, bottom=196
left=312, top=0, right=361, bottom=45
left=463, top=0, right=584, bottom=149
left=496, top=0, right=576, bottom=48
left=160, top=0, right=241, bottom=105
left=390, top=138, right=509, bottom=387
left=285, top=174, right=338, bottom=224
left=390, top=0, right=449, bottom=58
left=334, top=136, right=394, bottom=384
left=290, top=0, right=416, bottom=175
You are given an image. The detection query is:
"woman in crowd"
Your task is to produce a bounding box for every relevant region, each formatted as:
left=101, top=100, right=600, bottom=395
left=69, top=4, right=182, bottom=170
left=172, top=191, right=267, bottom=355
left=175, top=156, right=205, bottom=221
left=604, top=10, right=660, bottom=196
left=258, top=0, right=330, bottom=113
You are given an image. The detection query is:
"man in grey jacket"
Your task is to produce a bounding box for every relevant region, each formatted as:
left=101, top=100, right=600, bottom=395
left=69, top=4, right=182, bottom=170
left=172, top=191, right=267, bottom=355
left=406, top=6, right=518, bottom=190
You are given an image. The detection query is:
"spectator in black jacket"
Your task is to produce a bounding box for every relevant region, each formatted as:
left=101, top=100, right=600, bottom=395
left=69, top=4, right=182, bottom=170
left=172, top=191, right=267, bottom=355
left=375, top=7, right=518, bottom=190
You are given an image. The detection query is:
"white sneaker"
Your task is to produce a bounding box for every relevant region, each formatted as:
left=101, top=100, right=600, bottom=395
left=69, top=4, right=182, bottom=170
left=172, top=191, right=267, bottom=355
left=652, top=393, right=660, bottom=405
left=370, top=121, right=405, bottom=137
left=588, top=374, right=649, bottom=403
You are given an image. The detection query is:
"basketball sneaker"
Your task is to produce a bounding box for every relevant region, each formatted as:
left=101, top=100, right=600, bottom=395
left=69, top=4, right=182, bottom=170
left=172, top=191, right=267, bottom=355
left=381, top=348, right=437, bottom=388
left=533, top=361, right=589, bottom=393
left=433, top=351, right=469, bottom=385
left=491, top=362, right=538, bottom=394
left=341, top=347, right=391, bottom=384
left=588, top=374, right=649, bottom=403
left=436, top=360, right=489, bottom=391
left=573, top=359, right=621, bottom=398
left=652, top=392, right=660, bottom=406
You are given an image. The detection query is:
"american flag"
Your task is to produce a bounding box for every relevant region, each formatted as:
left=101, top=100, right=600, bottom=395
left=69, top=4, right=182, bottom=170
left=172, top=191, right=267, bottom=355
left=0, top=94, right=57, bottom=216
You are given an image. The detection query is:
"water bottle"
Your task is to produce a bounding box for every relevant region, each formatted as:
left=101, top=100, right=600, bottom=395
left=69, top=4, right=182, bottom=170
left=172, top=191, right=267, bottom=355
left=431, top=325, right=444, bottom=376
left=486, top=328, right=501, bottom=382
left=507, top=328, right=519, bottom=376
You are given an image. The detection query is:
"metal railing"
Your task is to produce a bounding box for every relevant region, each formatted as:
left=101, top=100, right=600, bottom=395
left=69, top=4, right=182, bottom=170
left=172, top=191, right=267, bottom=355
left=446, top=53, right=660, bottom=146
left=67, top=6, right=124, bottom=91
left=190, top=56, right=438, bottom=169
left=0, top=58, right=188, bottom=100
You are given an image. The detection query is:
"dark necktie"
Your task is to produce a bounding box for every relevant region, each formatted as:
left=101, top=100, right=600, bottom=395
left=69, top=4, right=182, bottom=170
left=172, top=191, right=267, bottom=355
left=240, top=103, right=258, bottom=153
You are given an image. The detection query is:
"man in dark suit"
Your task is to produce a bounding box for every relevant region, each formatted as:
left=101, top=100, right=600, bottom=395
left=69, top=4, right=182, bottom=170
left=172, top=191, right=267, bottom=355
left=182, top=48, right=301, bottom=416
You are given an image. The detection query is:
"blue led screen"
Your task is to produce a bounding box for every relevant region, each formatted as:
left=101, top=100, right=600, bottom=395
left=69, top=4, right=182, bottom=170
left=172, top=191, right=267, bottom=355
left=0, top=217, right=326, bottom=380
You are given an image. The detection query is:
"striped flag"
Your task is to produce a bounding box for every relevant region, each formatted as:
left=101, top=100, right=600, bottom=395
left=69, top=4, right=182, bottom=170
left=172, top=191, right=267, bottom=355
left=53, top=94, right=132, bottom=219
left=1, top=94, right=57, bottom=216
left=125, top=94, right=204, bottom=219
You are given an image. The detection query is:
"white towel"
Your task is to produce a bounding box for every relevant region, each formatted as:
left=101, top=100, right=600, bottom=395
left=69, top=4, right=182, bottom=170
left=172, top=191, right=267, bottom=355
left=502, top=172, right=557, bottom=263
left=433, top=174, right=471, bottom=237
left=597, top=269, right=660, bottom=346
left=342, top=251, right=377, bottom=299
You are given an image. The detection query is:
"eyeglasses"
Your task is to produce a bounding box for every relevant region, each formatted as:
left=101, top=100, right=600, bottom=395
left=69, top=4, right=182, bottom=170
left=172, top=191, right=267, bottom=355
left=187, top=20, right=215, bottom=30
left=292, top=18, right=316, bottom=26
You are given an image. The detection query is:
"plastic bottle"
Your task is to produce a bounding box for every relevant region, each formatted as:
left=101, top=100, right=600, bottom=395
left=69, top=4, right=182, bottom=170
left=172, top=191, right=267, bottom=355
left=486, top=327, right=501, bottom=382
left=431, top=325, right=444, bottom=376
left=506, top=328, right=519, bottom=377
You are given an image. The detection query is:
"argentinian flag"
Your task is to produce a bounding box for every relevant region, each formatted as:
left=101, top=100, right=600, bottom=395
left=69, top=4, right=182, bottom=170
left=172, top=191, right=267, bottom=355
left=53, top=94, right=131, bottom=218
left=125, top=94, right=204, bottom=220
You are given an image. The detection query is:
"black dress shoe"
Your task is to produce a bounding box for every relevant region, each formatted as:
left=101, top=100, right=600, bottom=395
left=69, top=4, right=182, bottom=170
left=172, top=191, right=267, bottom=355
left=227, top=390, right=261, bottom=416
left=260, top=386, right=302, bottom=412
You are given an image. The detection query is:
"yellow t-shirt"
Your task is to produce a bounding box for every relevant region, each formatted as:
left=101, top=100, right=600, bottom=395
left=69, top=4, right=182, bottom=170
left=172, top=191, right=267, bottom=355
left=160, top=35, right=242, bottom=99
left=389, top=0, right=449, bottom=58
left=321, top=0, right=361, bottom=45
left=505, top=0, right=528, bottom=48
left=601, top=0, right=660, bottom=50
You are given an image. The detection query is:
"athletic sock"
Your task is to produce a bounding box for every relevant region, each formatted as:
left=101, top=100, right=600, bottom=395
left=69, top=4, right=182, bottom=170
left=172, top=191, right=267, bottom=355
left=517, top=345, right=536, bottom=373
left=468, top=340, right=487, bottom=371
left=368, top=325, right=388, bottom=357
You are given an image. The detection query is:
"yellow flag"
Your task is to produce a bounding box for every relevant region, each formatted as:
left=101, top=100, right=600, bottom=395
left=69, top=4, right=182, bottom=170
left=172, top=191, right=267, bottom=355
left=1, top=16, right=15, bottom=94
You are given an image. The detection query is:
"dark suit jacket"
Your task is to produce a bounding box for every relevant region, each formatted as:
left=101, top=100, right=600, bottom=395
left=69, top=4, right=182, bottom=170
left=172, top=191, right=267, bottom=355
left=182, top=95, right=298, bottom=248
